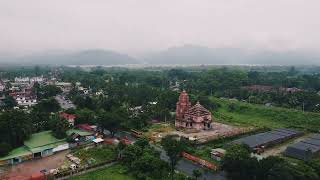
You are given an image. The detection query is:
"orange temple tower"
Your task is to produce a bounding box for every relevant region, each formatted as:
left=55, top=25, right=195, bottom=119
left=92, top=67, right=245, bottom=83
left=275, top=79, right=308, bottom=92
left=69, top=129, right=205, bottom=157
left=175, top=91, right=213, bottom=130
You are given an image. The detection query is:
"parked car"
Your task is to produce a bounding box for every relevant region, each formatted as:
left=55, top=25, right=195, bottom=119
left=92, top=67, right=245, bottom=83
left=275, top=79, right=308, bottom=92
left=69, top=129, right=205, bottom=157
left=70, top=164, right=79, bottom=171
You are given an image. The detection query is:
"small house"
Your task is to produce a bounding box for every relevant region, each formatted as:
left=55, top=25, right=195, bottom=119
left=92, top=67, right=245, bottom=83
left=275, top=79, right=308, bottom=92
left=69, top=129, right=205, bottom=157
left=210, top=148, right=226, bottom=161
left=67, top=129, right=94, bottom=143
left=60, top=113, right=76, bottom=126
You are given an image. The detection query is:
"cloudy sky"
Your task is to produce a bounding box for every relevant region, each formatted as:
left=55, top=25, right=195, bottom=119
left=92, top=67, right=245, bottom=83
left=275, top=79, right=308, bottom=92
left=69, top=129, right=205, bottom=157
left=1, top=0, right=319, bottom=55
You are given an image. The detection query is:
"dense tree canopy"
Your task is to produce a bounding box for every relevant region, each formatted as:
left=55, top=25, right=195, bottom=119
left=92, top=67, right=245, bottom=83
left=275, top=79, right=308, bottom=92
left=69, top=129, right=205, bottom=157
left=222, top=144, right=320, bottom=180
left=0, top=110, right=33, bottom=151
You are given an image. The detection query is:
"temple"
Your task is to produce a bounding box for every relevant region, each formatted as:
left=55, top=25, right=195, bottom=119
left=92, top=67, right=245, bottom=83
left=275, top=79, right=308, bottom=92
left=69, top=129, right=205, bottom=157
left=175, top=90, right=213, bottom=130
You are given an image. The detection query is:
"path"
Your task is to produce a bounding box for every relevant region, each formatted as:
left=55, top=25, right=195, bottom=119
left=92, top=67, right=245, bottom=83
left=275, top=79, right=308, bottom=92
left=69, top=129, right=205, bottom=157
left=55, top=95, right=76, bottom=110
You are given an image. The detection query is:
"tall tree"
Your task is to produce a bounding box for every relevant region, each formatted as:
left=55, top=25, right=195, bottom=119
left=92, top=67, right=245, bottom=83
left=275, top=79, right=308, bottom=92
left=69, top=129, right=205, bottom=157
left=0, top=110, right=33, bottom=148
left=161, top=135, right=184, bottom=180
left=49, top=115, right=70, bottom=139
left=98, top=112, right=123, bottom=137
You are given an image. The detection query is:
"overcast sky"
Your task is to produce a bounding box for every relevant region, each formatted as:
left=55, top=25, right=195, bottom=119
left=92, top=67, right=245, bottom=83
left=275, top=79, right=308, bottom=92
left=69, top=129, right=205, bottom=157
left=1, top=0, right=319, bottom=55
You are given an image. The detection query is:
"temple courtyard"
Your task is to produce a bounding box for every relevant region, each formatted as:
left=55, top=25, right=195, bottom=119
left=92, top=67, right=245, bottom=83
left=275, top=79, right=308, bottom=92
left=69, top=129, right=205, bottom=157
left=171, top=122, right=250, bottom=143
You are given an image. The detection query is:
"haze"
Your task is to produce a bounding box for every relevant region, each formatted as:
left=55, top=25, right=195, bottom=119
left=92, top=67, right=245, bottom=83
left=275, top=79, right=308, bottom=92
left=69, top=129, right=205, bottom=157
left=1, top=0, right=320, bottom=58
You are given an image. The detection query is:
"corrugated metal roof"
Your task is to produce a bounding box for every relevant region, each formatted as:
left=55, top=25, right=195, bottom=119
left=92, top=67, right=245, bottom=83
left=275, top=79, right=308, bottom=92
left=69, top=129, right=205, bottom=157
left=311, top=134, right=320, bottom=140
left=301, top=139, right=320, bottom=146
left=284, top=134, right=320, bottom=160
left=0, top=146, right=32, bottom=161
left=232, top=129, right=300, bottom=148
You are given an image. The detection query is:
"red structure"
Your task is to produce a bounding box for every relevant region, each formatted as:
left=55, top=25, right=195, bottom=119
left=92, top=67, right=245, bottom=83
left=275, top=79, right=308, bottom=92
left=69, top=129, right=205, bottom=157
left=60, top=112, right=76, bottom=126
left=76, top=124, right=94, bottom=132
left=182, top=152, right=219, bottom=171
left=175, top=91, right=213, bottom=130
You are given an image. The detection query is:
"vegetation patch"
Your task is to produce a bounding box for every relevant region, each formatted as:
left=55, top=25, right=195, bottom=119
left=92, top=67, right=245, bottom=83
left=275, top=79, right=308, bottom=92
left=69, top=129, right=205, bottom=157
left=70, top=164, right=136, bottom=180
left=210, top=97, right=320, bottom=132
left=72, top=146, right=117, bottom=165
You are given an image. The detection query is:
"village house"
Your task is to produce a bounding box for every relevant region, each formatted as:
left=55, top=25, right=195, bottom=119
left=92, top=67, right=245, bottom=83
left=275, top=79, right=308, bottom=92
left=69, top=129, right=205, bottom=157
left=14, top=77, right=30, bottom=83
left=210, top=148, right=226, bottom=161
left=55, top=82, right=73, bottom=93
left=60, top=112, right=77, bottom=126
left=243, top=85, right=303, bottom=94
left=9, top=91, right=37, bottom=107
left=0, top=81, right=6, bottom=92
left=175, top=90, right=213, bottom=130
left=67, top=129, right=95, bottom=147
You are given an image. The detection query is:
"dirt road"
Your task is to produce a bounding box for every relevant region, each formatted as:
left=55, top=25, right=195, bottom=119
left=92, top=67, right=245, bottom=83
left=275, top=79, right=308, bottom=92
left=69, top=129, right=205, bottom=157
left=0, top=150, right=70, bottom=180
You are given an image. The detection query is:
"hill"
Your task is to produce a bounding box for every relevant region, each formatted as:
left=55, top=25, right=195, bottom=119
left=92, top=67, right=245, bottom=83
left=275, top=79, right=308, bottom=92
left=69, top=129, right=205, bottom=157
left=1, top=50, right=139, bottom=66
left=143, top=45, right=320, bottom=65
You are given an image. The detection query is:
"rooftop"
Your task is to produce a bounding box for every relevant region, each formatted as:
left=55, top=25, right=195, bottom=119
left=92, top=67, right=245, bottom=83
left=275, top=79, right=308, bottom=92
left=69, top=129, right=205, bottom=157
left=232, top=129, right=302, bottom=148
left=185, top=102, right=211, bottom=116
left=24, top=131, right=66, bottom=152
left=0, top=146, right=32, bottom=161
left=67, top=129, right=93, bottom=136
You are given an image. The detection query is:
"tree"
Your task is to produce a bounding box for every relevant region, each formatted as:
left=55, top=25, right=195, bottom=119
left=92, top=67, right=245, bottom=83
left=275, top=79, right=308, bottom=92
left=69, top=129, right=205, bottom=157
left=222, top=144, right=258, bottom=180
left=74, top=108, right=95, bottom=125
left=0, top=142, right=12, bottom=156
left=121, top=143, right=170, bottom=179
left=121, top=145, right=143, bottom=165
left=39, top=85, right=62, bottom=99
left=3, top=96, right=17, bottom=109
left=192, top=169, right=202, bottom=180
left=33, top=98, right=60, bottom=113
left=98, top=112, right=123, bottom=137
left=161, top=135, right=184, bottom=180
left=257, top=156, right=285, bottom=180
left=49, top=115, right=69, bottom=139
left=134, top=136, right=149, bottom=151
left=131, top=151, right=169, bottom=179
left=0, top=110, right=33, bottom=148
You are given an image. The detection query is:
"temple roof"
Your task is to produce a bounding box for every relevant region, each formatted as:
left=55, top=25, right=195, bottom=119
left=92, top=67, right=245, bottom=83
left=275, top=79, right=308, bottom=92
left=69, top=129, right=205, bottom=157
left=185, top=101, right=211, bottom=116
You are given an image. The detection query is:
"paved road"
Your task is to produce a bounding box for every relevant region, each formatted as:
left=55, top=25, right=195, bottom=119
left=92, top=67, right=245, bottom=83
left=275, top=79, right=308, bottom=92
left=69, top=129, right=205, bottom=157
left=154, top=145, right=226, bottom=180
left=55, top=95, right=76, bottom=110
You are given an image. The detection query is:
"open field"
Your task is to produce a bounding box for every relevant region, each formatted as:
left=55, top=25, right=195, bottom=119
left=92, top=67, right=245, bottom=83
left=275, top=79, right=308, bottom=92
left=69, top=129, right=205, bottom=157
left=72, top=146, right=117, bottom=166
left=210, top=97, right=320, bottom=132
left=69, top=164, right=136, bottom=180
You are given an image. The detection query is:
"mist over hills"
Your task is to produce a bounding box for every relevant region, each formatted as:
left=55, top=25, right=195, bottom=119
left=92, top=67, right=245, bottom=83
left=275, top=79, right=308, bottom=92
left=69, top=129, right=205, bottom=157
left=1, top=49, right=139, bottom=66
left=0, top=46, right=319, bottom=66
left=143, top=45, right=320, bottom=65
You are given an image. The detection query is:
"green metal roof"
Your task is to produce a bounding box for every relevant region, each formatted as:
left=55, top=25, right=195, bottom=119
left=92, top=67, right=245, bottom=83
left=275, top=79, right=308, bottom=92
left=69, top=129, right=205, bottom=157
left=0, top=146, right=32, bottom=161
left=28, top=141, right=67, bottom=153
left=67, top=129, right=93, bottom=136
left=24, top=131, right=66, bottom=149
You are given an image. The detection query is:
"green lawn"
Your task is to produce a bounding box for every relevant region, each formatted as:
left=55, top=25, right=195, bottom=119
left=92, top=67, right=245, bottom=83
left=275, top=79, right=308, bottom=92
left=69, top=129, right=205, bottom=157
left=210, top=97, right=320, bottom=132
left=70, top=164, right=136, bottom=180
left=73, top=146, right=117, bottom=165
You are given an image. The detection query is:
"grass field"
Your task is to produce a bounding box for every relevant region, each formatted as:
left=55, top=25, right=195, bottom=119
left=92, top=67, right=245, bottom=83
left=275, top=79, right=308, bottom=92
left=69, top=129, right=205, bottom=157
left=73, top=146, right=117, bottom=165
left=70, top=164, right=136, bottom=180
left=210, top=97, right=320, bottom=132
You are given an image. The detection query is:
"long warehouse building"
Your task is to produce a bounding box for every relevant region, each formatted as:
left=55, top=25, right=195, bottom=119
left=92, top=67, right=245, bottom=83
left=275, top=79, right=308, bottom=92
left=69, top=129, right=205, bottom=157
left=231, top=129, right=302, bottom=149
left=284, top=134, right=320, bottom=161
